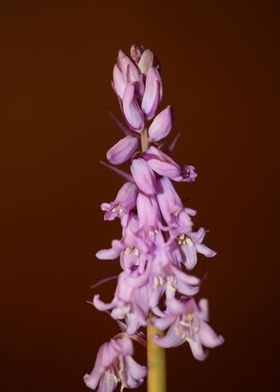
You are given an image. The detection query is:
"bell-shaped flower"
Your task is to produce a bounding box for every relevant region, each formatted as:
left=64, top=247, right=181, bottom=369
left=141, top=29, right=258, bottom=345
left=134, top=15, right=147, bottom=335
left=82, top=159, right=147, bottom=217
left=150, top=246, right=200, bottom=302
left=148, top=105, right=173, bottom=142
left=106, top=135, right=139, bottom=165
left=156, top=177, right=184, bottom=225
left=136, top=193, right=161, bottom=232
left=175, top=227, right=217, bottom=270
left=130, top=158, right=157, bottom=195
left=123, top=83, right=145, bottom=131
left=83, top=336, right=146, bottom=391
left=101, top=182, right=138, bottom=226
left=153, top=297, right=224, bottom=361
left=141, top=66, right=163, bottom=120
left=93, top=262, right=154, bottom=334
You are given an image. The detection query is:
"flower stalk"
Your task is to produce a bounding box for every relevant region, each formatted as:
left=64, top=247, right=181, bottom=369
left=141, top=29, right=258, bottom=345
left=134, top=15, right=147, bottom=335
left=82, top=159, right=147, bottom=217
left=147, top=321, right=166, bottom=392
left=141, top=129, right=167, bottom=391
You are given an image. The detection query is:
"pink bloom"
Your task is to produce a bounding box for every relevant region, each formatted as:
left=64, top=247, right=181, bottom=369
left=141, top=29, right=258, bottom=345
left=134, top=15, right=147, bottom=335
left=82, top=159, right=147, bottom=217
left=101, top=182, right=138, bottom=226
left=153, top=298, right=224, bottom=361
left=84, top=336, right=146, bottom=391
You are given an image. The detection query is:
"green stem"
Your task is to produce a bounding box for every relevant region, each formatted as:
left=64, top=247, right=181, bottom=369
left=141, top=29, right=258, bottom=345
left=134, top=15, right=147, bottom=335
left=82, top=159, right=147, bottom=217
left=140, top=128, right=149, bottom=152
left=147, top=322, right=167, bottom=392
left=140, top=129, right=167, bottom=391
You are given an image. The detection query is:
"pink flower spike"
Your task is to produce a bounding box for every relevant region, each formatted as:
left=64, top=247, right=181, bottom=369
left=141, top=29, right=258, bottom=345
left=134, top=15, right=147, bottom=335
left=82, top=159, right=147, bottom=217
left=141, top=66, right=163, bottom=120
left=148, top=105, right=173, bottom=142
left=130, top=158, right=157, bottom=195
left=106, top=135, right=138, bottom=165
left=123, top=83, right=145, bottom=131
left=138, top=49, right=154, bottom=74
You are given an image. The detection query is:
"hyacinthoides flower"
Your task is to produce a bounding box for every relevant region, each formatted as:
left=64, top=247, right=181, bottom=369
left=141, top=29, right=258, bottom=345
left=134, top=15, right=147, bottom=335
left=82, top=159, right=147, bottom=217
left=84, top=44, right=224, bottom=392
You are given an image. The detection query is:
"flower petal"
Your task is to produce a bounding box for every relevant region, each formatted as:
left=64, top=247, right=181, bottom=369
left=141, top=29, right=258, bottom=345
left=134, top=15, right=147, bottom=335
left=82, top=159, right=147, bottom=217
left=144, top=146, right=180, bottom=178
left=126, top=356, right=147, bottom=380
left=106, top=135, right=138, bottom=165
left=199, top=323, right=225, bottom=349
left=148, top=106, right=173, bottom=142
left=154, top=322, right=185, bottom=348
left=112, top=64, right=126, bottom=99
left=96, top=247, right=120, bottom=260
left=123, top=84, right=145, bottom=131
left=196, top=243, right=217, bottom=258
left=138, top=49, right=154, bottom=74
left=141, top=67, right=162, bottom=120
left=189, top=340, right=208, bottom=361
left=130, top=158, right=157, bottom=195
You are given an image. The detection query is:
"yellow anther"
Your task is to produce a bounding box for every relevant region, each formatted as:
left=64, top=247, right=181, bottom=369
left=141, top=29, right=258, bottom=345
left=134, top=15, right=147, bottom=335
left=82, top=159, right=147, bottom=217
left=124, top=247, right=132, bottom=254
left=186, top=312, right=193, bottom=321
left=133, top=248, right=140, bottom=256
left=112, top=374, right=119, bottom=384
left=192, top=325, right=199, bottom=333
left=112, top=205, right=120, bottom=213
left=186, top=238, right=193, bottom=247
left=158, top=276, right=164, bottom=285
left=152, top=277, right=159, bottom=288
left=167, top=276, right=176, bottom=292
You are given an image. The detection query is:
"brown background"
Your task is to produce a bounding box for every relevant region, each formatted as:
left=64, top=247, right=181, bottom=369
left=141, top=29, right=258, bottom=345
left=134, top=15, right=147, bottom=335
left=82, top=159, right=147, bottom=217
left=1, top=1, right=279, bottom=391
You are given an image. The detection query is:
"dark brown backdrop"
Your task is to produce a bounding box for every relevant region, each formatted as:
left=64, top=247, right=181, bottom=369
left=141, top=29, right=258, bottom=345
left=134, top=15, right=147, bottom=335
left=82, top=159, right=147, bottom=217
left=1, top=1, right=279, bottom=391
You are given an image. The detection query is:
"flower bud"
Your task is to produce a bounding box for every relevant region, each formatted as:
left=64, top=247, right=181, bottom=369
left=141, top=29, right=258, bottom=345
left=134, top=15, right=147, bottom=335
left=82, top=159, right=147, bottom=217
left=141, top=66, right=163, bottom=120
left=106, top=135, right=138, bottom=165
left=148, top=105, right=173, bottom=141
left=123, top=84, right=145, bottom=131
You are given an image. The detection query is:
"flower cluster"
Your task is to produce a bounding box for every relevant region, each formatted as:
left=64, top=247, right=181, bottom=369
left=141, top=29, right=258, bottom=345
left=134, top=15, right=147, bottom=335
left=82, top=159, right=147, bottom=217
left=84, top=45, right=224, bottom=391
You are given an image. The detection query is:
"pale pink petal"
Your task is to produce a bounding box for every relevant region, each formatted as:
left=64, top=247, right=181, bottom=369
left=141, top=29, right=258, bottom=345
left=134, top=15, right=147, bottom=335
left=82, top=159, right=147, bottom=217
left=126, top=356, right=147, bottom=380
left=189, top=340, right=208, bottom=361
left=112, top=64, right=126, bottom=99
left=144, top=146, right=180, bottom=178
left=106, top=135, right=138, bottom=165
left=199, top=323, right=224, bottom=349
left=123, top=84, right=145, bottom=131
left=141, top=66, right=162, bottom=120
left=93, top=295, right=115, bottom=311
left=130, top=158, right=157, bottom=195
left=118, top=50, right=140, bottom=83
left=138, top=49, right=154, bottom=74
left=154, top=323, right=185, bottom=348
left=148, top=106, right=173, bottom=141
left=196, top=243, right=217, bottom=258
left=96, top=247, right=120, bottom=260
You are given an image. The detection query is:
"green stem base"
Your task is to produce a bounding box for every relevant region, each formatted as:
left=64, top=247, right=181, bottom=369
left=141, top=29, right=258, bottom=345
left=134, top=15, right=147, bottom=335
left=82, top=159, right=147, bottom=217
left=147, top=323, right=166, bottom=392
